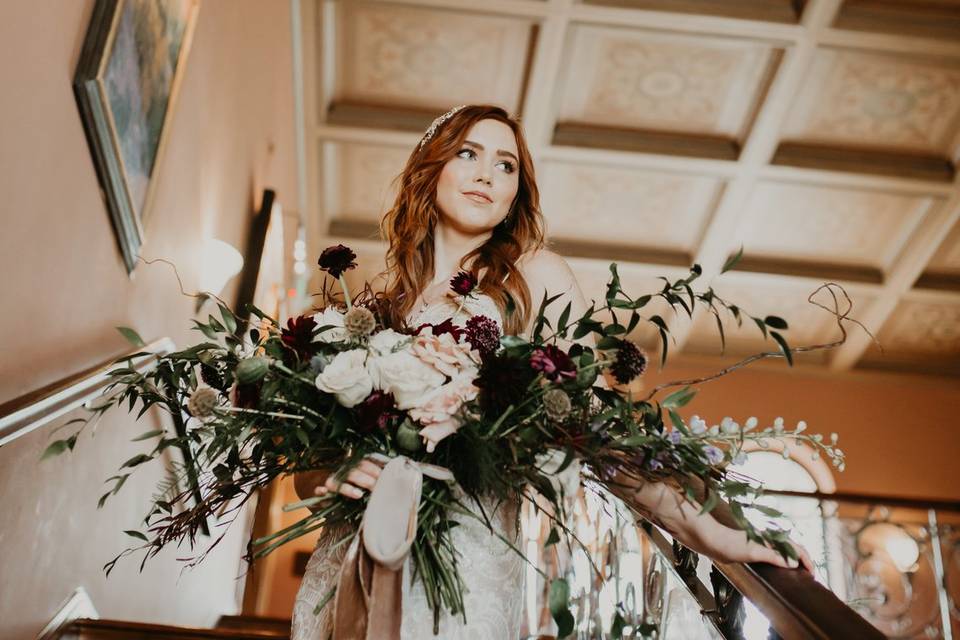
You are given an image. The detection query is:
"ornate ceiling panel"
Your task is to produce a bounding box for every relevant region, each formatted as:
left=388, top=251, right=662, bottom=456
left=859, top=295, right=960, bottom=375
left=334, top=2, right=533, bottom=112
left=737, top=181, right=934, bottom=272
left=557, top=25, right=778, bottom=138
left=333, top=141, right=409, bottom=221
left=925, top=219, right=960, bottom=275
left=539, top=161, right=721, bottom=251
left=780, top=48, right=960, bottom=155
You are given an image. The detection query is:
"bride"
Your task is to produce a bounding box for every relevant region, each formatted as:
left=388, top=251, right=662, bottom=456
left=290, top=104, right=812, bottom=639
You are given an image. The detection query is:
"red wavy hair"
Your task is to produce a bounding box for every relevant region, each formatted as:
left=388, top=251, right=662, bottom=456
left=379, top=105, right=545, bottom=335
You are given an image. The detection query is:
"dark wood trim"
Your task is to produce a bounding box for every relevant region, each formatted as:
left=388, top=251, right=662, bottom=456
left=726, top=253, right=885, bottom=284
left=772, top=142, right=955, bottom=183
left=766, top=488, right=960, bottom=512
left=834, top=0, right=960, bottom=41
left=234, top=189, right=275, bottom=319
left=914, top=270, right=960, bottom=292
left=64, top=618, right=287, bottom=639
left=548, top=238, right=692, bottom=267
left=554, top=121, right=741, bottom=160
left=581, top=0, right=804, bottom=23
left=327, top=101, right=438, bottom=133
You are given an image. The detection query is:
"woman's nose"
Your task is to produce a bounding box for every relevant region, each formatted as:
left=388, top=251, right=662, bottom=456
left=474, top=171, right=492, bottom=186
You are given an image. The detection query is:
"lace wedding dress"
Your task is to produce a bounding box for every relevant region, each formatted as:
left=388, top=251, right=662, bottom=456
left=291, top=294, right=525, bottom=640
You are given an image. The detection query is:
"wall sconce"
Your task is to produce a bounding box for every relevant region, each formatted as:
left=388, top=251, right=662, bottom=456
left=197, top=238, right=244, bottom=310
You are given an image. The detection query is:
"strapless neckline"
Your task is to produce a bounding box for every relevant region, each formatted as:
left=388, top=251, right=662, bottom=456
left=406, top=293, right=503, bottom=330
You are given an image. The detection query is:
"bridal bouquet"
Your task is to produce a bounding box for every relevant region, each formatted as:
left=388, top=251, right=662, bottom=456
left=47, top=244, right=848, bottom=636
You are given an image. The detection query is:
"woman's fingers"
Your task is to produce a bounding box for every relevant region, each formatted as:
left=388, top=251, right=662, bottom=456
left=357, top=459, right=383, bottom=479
left=792, top=541, right=815, bottom=574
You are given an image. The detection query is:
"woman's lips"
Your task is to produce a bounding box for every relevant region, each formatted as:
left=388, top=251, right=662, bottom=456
left=462, top=191, right=492, bottom=204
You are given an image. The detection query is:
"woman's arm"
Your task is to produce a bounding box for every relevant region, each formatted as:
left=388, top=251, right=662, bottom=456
left=519, top=250, right=812, bottom=571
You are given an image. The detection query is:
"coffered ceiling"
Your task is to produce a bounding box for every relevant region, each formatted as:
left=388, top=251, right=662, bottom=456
left=295, top=0, right=960, bottom=377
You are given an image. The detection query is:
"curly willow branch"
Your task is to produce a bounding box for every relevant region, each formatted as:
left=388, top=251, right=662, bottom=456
left=641, top=282, right=882, bottom=402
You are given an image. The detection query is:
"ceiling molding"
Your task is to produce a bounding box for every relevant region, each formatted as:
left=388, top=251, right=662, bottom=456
left=553, top=122, right=740, bottom=160
left=772, top=142, right=956, bottom=183
left=832, top=0, right=960, bottom=42
left=581, top=0, right=804, bottom=24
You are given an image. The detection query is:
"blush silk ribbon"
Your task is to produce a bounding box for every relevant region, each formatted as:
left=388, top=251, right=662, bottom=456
left=332, top=454, right=454, bottom=640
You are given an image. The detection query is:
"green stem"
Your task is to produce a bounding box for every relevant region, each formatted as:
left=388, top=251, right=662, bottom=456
left=339, top=274, right=352, bottom=310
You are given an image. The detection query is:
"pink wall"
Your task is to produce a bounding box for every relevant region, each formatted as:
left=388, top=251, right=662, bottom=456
left=0, top=1, right=297, bottom=635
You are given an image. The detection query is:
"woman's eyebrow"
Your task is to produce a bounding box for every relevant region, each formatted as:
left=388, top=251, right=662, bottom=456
left=464, top=140, right=518, bottom=163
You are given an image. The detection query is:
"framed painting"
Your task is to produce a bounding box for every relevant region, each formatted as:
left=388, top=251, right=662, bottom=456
left=74, top=0, right=200, bottom=273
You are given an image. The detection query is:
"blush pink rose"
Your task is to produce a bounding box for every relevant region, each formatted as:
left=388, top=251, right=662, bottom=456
left=409, top=376, right=478, bottom=452
left=411, top=328, right=478, bottom=378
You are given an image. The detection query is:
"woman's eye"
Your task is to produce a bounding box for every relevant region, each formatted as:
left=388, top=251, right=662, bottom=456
left=457, top=148, right=515, bottom=173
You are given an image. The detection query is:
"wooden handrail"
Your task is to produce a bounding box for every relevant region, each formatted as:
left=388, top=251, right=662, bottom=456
left=62, top=618, right=287, bottom=639
left=613, top=478, right=885, bottom=640
left=0, top=338, right=174, bottom=447
left=765, top=488, right=960, bottom=512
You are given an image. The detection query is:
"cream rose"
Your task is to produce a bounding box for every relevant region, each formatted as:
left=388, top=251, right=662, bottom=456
left=312, top=306, right=348, bottom=343
left=368, top=328, right=410, bottom=356
left=371, top=350, right=446, bottom=409
left=314, top=349, right=373, bottom=407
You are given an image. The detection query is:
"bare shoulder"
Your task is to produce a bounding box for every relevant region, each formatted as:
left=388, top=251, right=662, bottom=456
left=518, top=248, right=580, bottom=297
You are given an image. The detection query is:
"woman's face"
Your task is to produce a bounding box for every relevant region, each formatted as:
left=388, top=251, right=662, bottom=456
left=435, top=118, right=520, bottom=236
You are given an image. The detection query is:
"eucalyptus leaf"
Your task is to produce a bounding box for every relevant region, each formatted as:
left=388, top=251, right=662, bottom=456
left=721, top=246, right=744, bottom=274
left=116, top=326, right=145, bottom=348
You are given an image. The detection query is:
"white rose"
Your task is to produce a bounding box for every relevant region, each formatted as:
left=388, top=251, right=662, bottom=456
left=372, top=350, right=445, bottom=409
left=313, top=307, right=347, bottom=343
left=315, top=349, right=373, bottom=408
left=536, top=449, right=581, bottom=499
left=368, top=328, right=410, bottom=355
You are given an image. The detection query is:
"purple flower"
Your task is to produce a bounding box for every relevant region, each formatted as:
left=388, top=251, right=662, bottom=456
left=464, top=314, right=500, bottom=357
left=610, top=340, right=648, bottom=385
left=649, top=458, right=664, bottom=471
left=317, top=244, right=357, bottom=278
left=449, top=271, right=477, bottom=296
left=414, top=317, right=464, bottom=342
left=667, top=430, right=682, bottom=445
left=703, top=445, right=725, bottom=465
left=356, top=391, right=398, bottom=432
left=530, top=345, right=577, bottom=382
left=281, top=314, right=318, bottom=359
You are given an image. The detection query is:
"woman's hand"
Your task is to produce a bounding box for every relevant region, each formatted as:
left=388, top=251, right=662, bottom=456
left=626, top=479, right=815, bottom=573
left=315, top=457, right=384, bottom=500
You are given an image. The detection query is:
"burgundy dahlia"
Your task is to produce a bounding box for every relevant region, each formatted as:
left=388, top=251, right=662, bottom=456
left=449, top=270, right=477, bottom=296
left=317, top=244, right=357, bottom=278
left=464, top=314, right=500, bottom=357
left=414, top=317, right=464, bottom=342
left=356, top=391, right=399, bottom=432
left=281, top=314, right=318, bottom=360
left=475, top=352, right=536, bottom=415
left=530, top=345, right=577, bottom=382
left=611, top=340, right=648, bottom=385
